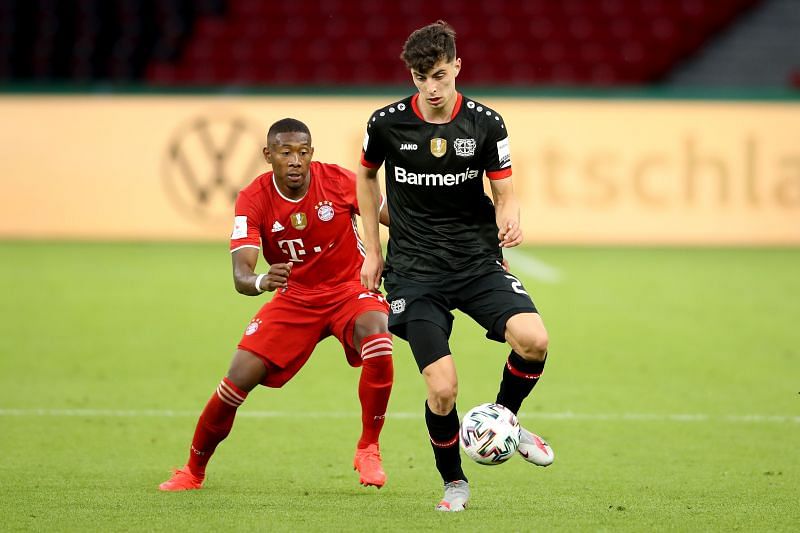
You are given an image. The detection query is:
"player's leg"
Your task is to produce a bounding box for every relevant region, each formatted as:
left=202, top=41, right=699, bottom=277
left=351, top=309, right=393, bottom=487
left=160, top=294, right=323, bottom=491
left=159, top=349, right=266, bottom=491
left=384, top=275, right=468, bottom=510
left=502, top=312, right=554, bottom=465
left=187, top=350, right=266, bottom=475
left=353, top=310, right=393, bottom=449
left=330, top=285, right=394, bottom=487
left=460, top=269, right=555, bottom=466
left=500, top=312, right=548, bottom=413
left=406, top=320, right=469, bottom=512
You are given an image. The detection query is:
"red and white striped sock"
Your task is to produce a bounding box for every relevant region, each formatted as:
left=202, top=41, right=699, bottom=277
left=357, top=333, right=394, bottom=448
left=187, top=377, right=248, bottom=477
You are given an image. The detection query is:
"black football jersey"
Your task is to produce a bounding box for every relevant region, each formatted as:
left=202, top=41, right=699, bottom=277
left=361, top=93, right=513, bottom=281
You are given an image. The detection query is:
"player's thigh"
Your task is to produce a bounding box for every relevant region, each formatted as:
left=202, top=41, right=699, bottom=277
left=458, top=269, right=538, bottom=343
left=383, top=272, right=454, bottom=341
left=237, top=294, right=326, bottom=387
left=328, top=285, right=390, bottom=365
left=384, top=273, right=457, bottom=371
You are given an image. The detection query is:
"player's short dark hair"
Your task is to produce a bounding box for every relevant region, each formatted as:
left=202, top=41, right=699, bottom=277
left=267, top=118, right=311, bottom=144
left=401, top=20, right=457, bottom=74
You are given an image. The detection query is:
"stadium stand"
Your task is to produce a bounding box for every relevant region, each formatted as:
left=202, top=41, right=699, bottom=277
left=665, top=0, right=800, bottom=87
left=0, top=0, right=779, bottom=87
left=0, top=0, right=224, bottom=82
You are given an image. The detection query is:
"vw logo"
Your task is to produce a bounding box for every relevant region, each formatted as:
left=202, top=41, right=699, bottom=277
left=163, top=114, right=265, bottom=223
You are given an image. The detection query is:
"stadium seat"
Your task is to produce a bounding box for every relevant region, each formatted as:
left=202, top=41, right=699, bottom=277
left=0, top=0, right=764, bottom=87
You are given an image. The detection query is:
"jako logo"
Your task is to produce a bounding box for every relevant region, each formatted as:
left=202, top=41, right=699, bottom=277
left=400, top=143, right=418, bottom=151
left=394, top=166, right=480, bottom=186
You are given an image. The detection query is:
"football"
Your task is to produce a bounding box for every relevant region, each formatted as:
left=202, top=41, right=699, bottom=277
left=459, top=403, right=521, bottom=465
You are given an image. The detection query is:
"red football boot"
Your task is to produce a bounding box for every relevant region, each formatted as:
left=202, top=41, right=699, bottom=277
left=353, top=444, right=386, bottom=488
left=158, top=466, right=204, bottom=491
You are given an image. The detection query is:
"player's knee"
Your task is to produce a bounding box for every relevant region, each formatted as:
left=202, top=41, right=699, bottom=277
left=354, top=311, right=390, bottom=349
left=428, top=383, right=458, bottom=414
left=226, top=350, right=267, bottom=393
left=225, top=371, right=258, bottom=394
left=429, top=380, right=458, bottom=405
left=514, top=332, right=549, bottom=362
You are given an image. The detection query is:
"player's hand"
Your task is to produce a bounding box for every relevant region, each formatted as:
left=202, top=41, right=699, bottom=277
left=501, top=258, right=510, bottom=272
left=360, top=252, right=384, bottom=292
left=498, top=221, right=523, bottom=248
left=264, top=262, right=293, bottom=291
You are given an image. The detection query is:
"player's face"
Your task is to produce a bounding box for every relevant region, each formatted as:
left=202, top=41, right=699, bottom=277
left=264, top=132, right=314, bottom=196
left=411, top=57, right=461, bottom=112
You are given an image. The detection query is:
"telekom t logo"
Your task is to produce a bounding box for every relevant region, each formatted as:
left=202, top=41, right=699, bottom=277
left=278, top=238, right=306, bottom=261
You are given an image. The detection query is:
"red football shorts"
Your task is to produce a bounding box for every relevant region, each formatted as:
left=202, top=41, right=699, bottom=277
left=237, top=281, right=389, bottom=388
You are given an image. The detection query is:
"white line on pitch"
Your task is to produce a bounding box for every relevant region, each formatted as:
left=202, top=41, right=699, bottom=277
left=502, top=248, right=563, bottom=284
left=0, top=408, right=797, bottom=424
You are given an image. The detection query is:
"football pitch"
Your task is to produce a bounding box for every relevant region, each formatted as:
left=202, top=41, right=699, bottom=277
left=0, top=242, right=797, bottom=532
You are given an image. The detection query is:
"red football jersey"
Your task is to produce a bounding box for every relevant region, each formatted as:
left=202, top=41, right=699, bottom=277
left=230, top=161, right=367, bottom=299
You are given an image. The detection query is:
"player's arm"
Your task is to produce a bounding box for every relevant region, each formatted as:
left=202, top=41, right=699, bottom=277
left=357, top=164, right=384, bottom=290
left=490, top=177, right=523, bottom=248
left=231, top=247, right=292, bottom=295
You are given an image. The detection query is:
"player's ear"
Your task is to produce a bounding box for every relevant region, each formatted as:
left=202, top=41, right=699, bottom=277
left=263, top=146, right=272, bottom=164
left=310, top=146, right=315, bottom=158
left=453, top=57, right=462, bottom=77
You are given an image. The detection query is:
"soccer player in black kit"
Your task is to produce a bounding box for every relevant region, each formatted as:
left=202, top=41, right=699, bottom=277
left=357, top=20, right=555, bottom=512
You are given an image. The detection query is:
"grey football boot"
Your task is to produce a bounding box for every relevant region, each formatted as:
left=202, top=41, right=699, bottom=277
left=517, top=426, right=555, bottom=466
left=435, top=480, right=470, bottom=512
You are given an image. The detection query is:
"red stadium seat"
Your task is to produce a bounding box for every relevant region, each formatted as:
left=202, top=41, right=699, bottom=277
left=141, top=0, right=763, bottom=87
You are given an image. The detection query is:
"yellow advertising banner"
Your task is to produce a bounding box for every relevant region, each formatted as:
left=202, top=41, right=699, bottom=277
left=0, top=95, right=797, bottom=244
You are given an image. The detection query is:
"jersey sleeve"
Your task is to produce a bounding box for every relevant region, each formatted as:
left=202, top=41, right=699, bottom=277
left=360, top=115, right=386, bottom=169
left=229, top=190, right=262, bottom=252
left=483, top=113, right=513, bottom=180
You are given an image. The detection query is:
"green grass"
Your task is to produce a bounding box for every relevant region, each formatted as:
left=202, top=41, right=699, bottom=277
left=1, top=242, right=798, bottom=531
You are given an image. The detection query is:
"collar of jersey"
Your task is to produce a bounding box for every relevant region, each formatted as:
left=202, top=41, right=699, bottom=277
left=411, top=92, right=463, bottom=123
left=272, top=172, right=309, bottom=203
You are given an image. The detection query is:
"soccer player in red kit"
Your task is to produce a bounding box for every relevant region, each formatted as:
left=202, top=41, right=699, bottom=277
left=159, top=118, right=394, bottom=491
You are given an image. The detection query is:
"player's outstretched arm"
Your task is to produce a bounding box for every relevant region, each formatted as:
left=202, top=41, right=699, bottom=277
left=232, top=247, right=292, bottom=295
left=356, top=164, right=384, bottom=291
left=490, top=177, right=523, bottom=248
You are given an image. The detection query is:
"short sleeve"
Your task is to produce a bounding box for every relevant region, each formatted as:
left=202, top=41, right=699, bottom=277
left=483, top=113, right=513, bottom=180
left=229, top=191, right=262, bottom=252
left=360, top=116, right=386, bottom=169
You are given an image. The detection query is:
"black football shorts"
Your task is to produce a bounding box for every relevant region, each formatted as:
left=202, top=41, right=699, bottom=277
left=383, top=266, right=538, bottom=344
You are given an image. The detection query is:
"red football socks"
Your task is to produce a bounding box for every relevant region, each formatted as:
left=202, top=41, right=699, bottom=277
left=187, top=377, right=248, bottom=477
left=357, top=333, right=394, bottom=448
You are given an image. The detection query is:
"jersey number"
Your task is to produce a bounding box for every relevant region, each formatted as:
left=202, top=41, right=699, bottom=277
left=504, top=274, right=528, bottom=295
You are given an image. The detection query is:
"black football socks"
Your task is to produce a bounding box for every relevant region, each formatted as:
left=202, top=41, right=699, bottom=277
left=496, top=350, right=547, bottom=414
left=425, top=401, right=467, bottom=483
